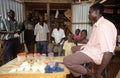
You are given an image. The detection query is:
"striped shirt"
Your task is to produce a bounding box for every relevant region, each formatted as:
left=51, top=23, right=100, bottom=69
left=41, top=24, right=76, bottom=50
left=0, top=18, right=20, bottom=40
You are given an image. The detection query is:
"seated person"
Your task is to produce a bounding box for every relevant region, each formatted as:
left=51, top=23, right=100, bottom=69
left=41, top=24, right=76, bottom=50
left=79, top=29, right=88, bottom=44
left=63, top=34, right=75, bottom=56
left=71, top=29, right=88, bottom=53
left=63, top=3, right=117, bottom=78
left=73, top=29, right=81, bottom=45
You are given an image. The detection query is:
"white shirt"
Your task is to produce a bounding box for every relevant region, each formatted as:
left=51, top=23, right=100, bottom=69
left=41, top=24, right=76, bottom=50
left=51, top=28, right=65, bottom=44
left=34, top=23, right=49, bottom=41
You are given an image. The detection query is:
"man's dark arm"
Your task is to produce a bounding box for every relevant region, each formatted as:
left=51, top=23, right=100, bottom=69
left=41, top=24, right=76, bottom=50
left=59, top=37, right=65, bottom=44
left=96, top=52, right=113, bottom=75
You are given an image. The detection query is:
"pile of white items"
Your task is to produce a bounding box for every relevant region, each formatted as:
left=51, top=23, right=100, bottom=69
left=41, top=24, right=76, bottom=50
left=9, top=61, right=46, bottom=73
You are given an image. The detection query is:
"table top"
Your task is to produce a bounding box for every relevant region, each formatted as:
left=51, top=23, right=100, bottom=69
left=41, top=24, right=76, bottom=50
left=0, top=56, right=69, bottom=78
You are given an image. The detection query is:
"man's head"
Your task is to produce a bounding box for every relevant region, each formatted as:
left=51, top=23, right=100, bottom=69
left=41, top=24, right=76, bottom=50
left=39, top=16, right=44, bottom=23
left=7, top=10, right=15, bottom=19
left=88, top=3, right=104, bottom=24
left=38, top=16, right=44, bottom=26
left=27, top=13, right=33, bottom=20
left=54, top=22, right=58, bottom=27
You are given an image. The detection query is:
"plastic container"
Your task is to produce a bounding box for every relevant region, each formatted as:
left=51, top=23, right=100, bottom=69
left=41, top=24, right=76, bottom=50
left=17, top=53, right=26, bottom=62
left=27, top=53, right=34, bottom=63
left=34, top=53, right=40, bottom=61
left=40, top=53, right=46, bottom=59
left=48, top=52, right=54, bottom=61
left=48, top=52, right=54, bottom=57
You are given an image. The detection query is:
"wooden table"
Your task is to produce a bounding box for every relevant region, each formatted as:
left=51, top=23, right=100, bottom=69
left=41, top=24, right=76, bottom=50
left=0, top=56, right=69, bottom=78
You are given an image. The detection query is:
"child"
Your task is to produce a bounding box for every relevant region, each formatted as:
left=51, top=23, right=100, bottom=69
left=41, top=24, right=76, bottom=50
left=73, top=29, right=81, bottom=45
left=63, top=34, right=75, bottom=56
left=80, top=30, right=88, bottom=44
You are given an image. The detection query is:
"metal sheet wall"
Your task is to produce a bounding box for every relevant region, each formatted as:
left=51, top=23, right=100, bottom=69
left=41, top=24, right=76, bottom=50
left=0, top=0, right=24, bottom=43
left=0, top=0, right=24, bottom=22
left=72, top=3, right=92, bottom=38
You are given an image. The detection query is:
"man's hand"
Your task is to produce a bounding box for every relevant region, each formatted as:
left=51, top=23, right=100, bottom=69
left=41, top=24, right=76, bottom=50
left=80, top=44, right=86, bottom=50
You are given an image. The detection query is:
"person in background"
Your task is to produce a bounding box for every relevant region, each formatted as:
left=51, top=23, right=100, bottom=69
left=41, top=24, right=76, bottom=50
left=73, top=29, right=81, bottom=45
left=34, top=16, right=49, bottom=55
left=51, top=22, right=65, bottom=56
left=80, top=29, right=88, bottom=44
left=63, top=3, right=117, bottom=78
left=0, top=10, right=20, bottom=64
left=63, top=33, right=75, bottom=56
left=23, top=13, right=35, bottom=53
left=71, top=29, right=88, bottom=53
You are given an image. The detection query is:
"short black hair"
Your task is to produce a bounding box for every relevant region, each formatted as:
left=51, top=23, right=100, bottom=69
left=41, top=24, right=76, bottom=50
left=9, top=9, right=15, bottom=14
left=90, top=3, right=104, bottom=15
left=76, top=29, right=80, bottom=32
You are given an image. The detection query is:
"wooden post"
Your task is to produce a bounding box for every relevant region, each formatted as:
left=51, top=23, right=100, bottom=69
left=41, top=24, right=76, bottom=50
left=47, top=3, right=51, bottom=42
left=23, top=2, right=26, bottom=20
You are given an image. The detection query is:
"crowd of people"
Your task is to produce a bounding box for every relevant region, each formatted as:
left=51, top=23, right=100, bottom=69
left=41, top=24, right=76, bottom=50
left=0, top=9, right=88, bottom=64
left=0, top=2, right=117, bottom=78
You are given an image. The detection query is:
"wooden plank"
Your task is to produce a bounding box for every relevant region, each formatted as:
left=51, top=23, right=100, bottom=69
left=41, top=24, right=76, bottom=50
left=16, top=0, right=72, bottom=3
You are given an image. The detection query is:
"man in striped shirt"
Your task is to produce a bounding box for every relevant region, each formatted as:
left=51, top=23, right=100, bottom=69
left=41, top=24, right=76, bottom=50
left=0, top=10, right=20, bottom=64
